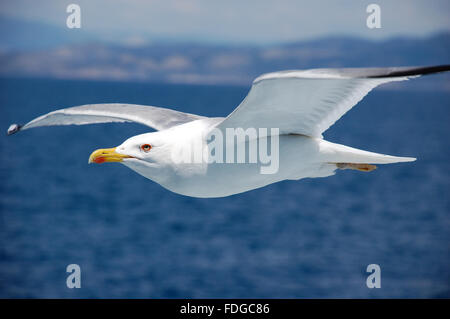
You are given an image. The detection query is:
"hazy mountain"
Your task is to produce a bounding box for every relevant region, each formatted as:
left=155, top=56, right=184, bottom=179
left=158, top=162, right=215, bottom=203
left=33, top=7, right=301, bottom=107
left=0, top=15, right=95, bottom=51
left=0, top=30, right=448, bottom=89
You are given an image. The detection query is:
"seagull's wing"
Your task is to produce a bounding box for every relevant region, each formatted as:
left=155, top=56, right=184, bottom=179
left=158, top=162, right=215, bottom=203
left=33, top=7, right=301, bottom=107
left=7, top=103, right=205, bottom=135
left=217, top=65, right=450, bottom=137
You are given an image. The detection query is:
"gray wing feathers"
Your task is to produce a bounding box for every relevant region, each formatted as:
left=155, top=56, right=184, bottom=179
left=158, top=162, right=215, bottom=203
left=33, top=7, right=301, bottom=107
left=7, top=103, right=204, bottom=135
left=219, top=65, right=450, bottom=137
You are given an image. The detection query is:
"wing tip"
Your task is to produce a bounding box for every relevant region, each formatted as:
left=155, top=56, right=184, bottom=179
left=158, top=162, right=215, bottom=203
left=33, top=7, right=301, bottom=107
left=7, top=123, right=22, bottom=136
left=253, top=65, right=450, bottom=83
left=366, top=65, right=450, bottom=79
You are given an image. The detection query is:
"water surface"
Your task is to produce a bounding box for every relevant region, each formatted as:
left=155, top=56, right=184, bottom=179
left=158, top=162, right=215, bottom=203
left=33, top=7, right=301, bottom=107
left=0, top=78, right=449, bottom=298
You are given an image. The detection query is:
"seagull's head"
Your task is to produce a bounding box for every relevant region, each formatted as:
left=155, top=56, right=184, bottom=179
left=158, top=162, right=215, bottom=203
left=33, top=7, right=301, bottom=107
left=88, top=131, right=174, bottom=182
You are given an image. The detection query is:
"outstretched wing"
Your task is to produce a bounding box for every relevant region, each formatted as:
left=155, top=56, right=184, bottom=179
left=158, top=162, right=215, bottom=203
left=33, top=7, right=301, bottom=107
left=7, top=103, right=205, bottom=135
left=217, top=65, right=450, bottom=137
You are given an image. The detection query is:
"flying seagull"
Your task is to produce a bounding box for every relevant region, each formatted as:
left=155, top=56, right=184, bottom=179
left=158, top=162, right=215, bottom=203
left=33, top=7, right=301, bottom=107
left=7, top=65, right=450, bottom=198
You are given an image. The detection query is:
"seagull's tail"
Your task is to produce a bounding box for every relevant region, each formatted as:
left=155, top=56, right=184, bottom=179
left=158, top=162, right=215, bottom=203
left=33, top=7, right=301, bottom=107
left=320, top=140, right=416, bottom=165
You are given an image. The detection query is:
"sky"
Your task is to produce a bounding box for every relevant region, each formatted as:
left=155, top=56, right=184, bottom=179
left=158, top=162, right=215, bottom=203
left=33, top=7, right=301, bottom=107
left=0, top=0, right=449, bottom=44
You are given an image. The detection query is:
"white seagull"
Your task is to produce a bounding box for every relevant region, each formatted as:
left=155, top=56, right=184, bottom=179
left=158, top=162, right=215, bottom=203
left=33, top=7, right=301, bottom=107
left=7, top=65, right=450, bottom=198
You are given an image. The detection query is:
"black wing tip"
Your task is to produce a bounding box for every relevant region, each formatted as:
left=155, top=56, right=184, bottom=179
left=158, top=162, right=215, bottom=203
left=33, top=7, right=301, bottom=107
left=367, top=65, right=450, bottom=78
left=7, top=123, right=22, bottom=136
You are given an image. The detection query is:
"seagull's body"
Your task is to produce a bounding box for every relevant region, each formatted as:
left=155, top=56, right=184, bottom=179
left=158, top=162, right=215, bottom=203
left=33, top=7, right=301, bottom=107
left=124, top=120, right=403, bottom=198
left=8, top=65, right=450, bottom=198
left=125, top=124, right=329, bottom=198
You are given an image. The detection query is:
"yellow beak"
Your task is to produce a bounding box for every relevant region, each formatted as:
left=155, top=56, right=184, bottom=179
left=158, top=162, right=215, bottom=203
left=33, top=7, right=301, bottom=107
left=88, top=147, right=132, bottom=164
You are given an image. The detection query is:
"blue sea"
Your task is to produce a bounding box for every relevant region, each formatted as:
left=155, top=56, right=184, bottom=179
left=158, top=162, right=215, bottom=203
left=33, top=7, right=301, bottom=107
left=0, top=77, right=449, bottom=298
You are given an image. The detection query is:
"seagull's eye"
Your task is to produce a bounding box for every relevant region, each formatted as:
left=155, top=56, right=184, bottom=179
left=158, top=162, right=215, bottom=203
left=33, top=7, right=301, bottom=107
left=140, top=144, right=152, bottom=152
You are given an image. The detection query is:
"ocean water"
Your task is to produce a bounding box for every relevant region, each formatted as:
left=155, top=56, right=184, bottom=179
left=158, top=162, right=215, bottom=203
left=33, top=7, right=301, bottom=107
left=0, top=77, right=449, bottom=298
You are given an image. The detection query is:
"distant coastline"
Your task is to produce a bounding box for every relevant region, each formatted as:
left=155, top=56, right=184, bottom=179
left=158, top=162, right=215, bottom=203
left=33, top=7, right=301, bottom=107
left=0, top=29, right=449, bottom=88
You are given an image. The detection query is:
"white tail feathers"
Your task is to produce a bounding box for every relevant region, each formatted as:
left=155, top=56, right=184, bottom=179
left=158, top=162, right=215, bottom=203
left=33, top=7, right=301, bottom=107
left=320, top=140, right=416, bottom=164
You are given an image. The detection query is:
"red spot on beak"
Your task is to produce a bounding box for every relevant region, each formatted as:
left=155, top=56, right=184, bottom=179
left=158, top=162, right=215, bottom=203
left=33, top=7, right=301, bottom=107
left=94, top=157, right=106, bottom=164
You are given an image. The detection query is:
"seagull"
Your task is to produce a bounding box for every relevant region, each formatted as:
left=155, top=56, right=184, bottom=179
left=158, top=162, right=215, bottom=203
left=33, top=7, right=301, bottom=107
left=7, top=65, right=450, bottom=198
